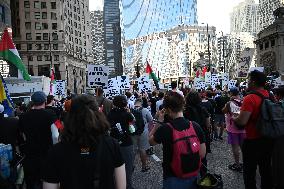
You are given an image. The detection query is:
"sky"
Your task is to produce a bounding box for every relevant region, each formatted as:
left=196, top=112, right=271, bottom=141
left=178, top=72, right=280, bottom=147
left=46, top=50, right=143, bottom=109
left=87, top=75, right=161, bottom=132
left=89, top=0, right=259, bottom=35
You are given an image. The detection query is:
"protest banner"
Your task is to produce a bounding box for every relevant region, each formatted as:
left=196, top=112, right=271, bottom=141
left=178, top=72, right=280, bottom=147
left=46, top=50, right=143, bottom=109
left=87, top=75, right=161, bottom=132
left=54, top=80, right=66, bottom=96
left=138, top=75, right=152, bottom=93
left=87, top=65, right=109, bottom=88
left=237, top=48, right=255, bottom=78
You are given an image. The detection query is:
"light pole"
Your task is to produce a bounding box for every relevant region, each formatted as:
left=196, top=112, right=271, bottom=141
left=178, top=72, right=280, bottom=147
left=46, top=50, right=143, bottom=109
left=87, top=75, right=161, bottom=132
left=201, top=23, right=211, bottom=72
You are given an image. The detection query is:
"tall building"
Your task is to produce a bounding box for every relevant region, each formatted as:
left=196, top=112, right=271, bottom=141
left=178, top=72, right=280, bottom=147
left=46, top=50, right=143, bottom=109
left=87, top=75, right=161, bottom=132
left=217, top=32, right=256, bottom=78
left=90, top=10, right=105, bottom=65
left=230, top=0, right=259, bottom=36
left=104, top=0, right=123, bottom=77
left=12, top=0, right=92, bottom=94
left=259, top=0, right=284, bottom=31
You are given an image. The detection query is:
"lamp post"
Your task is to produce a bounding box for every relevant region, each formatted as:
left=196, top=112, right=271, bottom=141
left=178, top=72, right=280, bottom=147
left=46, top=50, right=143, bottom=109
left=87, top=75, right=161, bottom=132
left=201, top=23, right=211, bottom=72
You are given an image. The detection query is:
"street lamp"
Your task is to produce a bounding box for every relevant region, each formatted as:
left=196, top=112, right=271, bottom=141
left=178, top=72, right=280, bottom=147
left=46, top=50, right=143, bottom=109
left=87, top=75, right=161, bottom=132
left=201, top=23, right=211, bottom=72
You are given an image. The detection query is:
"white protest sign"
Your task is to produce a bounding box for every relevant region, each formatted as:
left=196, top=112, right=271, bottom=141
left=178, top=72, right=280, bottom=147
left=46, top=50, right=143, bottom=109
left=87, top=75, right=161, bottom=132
left=116, top=75, right=130, bottom=90
left=194, top=78, right=205, bottom=89
left=205, top=72, right=211, bottom=85
left=87, top=65, right=109, bottom=88
left=54, top=80, right=66, bottom=96
left=221, top=73, right=229, bottom=90
left=249, top=67, right=264, bottom=73
left=237, top=48, right=255, bottom=78
left=138, top=75, right=152, bottom=93
left=104, top=78, right=120, bottom=99
left=228, top=80, right=237, bottom=89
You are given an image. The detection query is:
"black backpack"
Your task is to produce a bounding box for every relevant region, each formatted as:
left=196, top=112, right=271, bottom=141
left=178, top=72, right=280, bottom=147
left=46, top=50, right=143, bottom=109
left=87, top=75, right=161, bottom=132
left=131, top=107, right=145, bottom=135
left=250, top=91, right=284, bottom=138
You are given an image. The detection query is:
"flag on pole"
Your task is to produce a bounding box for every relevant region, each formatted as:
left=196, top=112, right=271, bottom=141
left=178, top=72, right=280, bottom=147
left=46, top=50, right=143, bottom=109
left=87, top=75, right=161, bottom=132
left=0, top=28, right=31, bottom=81
left=49, top=67, right=56, bottom=95
left=146, top=61, right=160, bottom=89
left=0, top=73, right=14, bottom=116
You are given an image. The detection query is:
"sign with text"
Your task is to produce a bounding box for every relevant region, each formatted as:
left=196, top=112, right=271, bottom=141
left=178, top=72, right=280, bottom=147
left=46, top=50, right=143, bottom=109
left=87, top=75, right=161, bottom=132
left=138, top=75, right=152, bottom=93
left=237, top=48, right=255, bottom=78
left=87, top=65, right=109, bottom=88
left=54, top=80, right=66, bottom=96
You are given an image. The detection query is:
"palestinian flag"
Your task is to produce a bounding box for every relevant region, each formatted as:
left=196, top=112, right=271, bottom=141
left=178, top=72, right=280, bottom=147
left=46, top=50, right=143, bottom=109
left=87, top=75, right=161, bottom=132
left=49, top=67, right=56, bottom=95
left=146, top=62, right=160, bottom=89
left=0, top=28, right=31, bottom=81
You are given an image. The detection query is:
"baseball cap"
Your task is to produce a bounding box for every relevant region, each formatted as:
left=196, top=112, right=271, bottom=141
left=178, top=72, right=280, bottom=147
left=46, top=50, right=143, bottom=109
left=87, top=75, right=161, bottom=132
left=0, top=104, right=4, bottom=113
left=31, top=91, right=47, bottom=105
left=229, top=87, right=239, bottom=96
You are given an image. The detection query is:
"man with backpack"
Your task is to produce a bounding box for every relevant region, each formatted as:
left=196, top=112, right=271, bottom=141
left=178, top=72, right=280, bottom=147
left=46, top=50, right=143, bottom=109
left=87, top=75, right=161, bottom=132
left=95, top=88, right=113, bottom=116
left=131, top=98, right=153, bottom=172
left=149, top=92, right=206, bottom=189
left=233, top=70, right=273, bottom=189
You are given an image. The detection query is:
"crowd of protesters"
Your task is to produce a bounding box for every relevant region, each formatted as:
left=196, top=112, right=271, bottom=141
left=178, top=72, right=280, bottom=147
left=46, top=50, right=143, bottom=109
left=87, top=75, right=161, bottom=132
left=0, top=70, right=284, bottom=189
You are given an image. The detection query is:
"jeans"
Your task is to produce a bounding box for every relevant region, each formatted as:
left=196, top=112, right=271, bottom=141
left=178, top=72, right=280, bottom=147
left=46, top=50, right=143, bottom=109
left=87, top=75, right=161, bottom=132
left=163, top=176, right=197, bottom=189
left=120, top=145, right=134, bottom=189
left=242, top=138, right=273, bottom=189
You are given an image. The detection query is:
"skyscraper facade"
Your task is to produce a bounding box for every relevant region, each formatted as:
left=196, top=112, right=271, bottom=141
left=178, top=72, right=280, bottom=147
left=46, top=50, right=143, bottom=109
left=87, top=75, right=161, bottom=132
left=90, top=10, right=105, bottom=65
left=12, top=0, right=92, bottom=94
left=259, top=0, right=284, bottom=31
left=104, top=0, right=123, bottom=77
left=230, top=0, right=259, bottom=36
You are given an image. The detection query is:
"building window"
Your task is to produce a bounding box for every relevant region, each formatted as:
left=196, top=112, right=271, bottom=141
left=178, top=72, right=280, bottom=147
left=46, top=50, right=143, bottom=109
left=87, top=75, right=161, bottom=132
left=271, top=40, right=275, bottom=47
left=44, top=44, right=49, bottom=50
left=43, top=33, right=48, bottom=40
left=34, top=1, right=40, bottom=9
left=27, top=44, right=32, bottom=50
left=25, top=22, right=31, bottom=30
left=25, top=12, right=30, bottom=19
left=265, top=42, right=269, bottom=49
left=36, top=33, right=41, bottom=40
left=54, top=55, right=59, bottom=61
left=28, top=55, right=33, bottom=61
left=16, top=44, right=21, bottom=50
left=44, top=55, right=51, bottom=61
left=0, top=5, right=5, bottom=22
left=42, top=23, right=48, bottom=29
left=26, top=33, right=32, bottom=40
left=35, top=22, right=41, bottom=30
left=24, top=1, right=30, bottom=8
left=52, top=23, right=57, bottom=30
left=51, top=12, right=57, bottom=20
left=36, top=44, right=42, bottom=50
left=259, top=44, right=263, bottom=50
left=42, top=12, right=47, bottom=19
left=53, top=44, right=58, bottom=50
left=51, top=2, right=56, bottom=9
left=54, top=64, right=61, bottom=79
left=35, top=12, right=41, bottom=19
left=28, top=65, right=34, bottom=76
left=41, top=2, right=47, bottom=9
left=37, top=55, right=43, bottom=61
left=38, top=65, right=50, bottom=77
left=52, top=33, right=58, bottom=40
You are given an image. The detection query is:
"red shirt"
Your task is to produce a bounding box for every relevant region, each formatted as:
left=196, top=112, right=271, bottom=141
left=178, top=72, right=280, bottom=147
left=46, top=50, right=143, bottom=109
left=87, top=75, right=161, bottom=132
left=240, top=89, right=269, bottom=139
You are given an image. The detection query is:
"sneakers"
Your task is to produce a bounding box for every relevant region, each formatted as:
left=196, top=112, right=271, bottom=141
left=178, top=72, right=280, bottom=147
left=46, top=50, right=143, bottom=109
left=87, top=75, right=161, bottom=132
left=228, top=163, right=243, bottom=173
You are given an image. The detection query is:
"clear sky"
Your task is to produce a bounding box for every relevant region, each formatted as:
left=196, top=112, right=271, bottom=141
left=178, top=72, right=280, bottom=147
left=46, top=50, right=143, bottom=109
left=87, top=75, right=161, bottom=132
left=89, top=0, right=259, bottom=35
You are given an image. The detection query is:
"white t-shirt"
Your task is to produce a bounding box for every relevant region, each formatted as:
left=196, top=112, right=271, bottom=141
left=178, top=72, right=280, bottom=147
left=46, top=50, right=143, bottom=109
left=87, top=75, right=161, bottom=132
left=127, top=99, right=134, bottom=109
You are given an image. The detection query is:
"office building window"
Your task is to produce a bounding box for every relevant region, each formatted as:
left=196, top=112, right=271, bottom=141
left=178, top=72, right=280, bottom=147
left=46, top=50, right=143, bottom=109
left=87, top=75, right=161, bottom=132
left=35, top=22, right=41, bottom=30
left=43, top=33, right=48, bottom=40
left=44, top=44, right=49, bottom=50
left=37, top=55, right=43, bottom=61
left=0, top=5, right=5, bottom=22
left=34, top=1, right=40, bottom=9
left=38, top=65, right=50, bottom=77
left=52, top=23, right=57, bottom=30
left=36, top=44, right=42, bottom=50
left=41, top=2, right=47, bottom=9
left=42, top=23, right=48, bottom=29
left=35, top=12, right=41, bottom=19
left=25, top=12, right=30, bottom=19
left=36, top=33, right=41, bottom=40
left=16, top=44, right=21, bottom=50
left=53, top=44, right=58, bottom=50
left=44, top=55, right=51, bottom=61
left=51, top=12, right=57, bottom=20
left=54, top=64, right=61, bottom=80
left=27, top=44, right=32, bottom=50
left=28, top=55, right=33, bottom=61
left=24, top=1, right=30, bottom=8
left=42, top=12, right=47, bottom=19
left=52, top=33, right=58, bottom=40
left=25, top=22, right=31, bottom=30
left=28, top=65, right=34, bottom=76
left=54, top=55, right=59, bottom=61
left=26, top=33, right=32, bottom=40
left=51, top=2, right=56, bottom=9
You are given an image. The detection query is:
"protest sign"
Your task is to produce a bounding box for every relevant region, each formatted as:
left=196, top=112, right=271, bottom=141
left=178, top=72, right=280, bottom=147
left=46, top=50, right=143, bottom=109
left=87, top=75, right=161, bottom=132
left=237, top=48, right=255, bottom=78
left=87, top=65, right=109, bottom=88
left=138, top=76, right=152, bottom=93
left=116, top=75, right=130, bottom=90
left=228, top=80, right=237, bottom=89
left=54, top=80, right=66, bottom=96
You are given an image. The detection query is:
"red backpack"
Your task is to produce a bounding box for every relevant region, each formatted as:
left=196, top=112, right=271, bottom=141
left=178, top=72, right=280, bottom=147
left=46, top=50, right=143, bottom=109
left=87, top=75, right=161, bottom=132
left=168, top=121, right=201, bottom=178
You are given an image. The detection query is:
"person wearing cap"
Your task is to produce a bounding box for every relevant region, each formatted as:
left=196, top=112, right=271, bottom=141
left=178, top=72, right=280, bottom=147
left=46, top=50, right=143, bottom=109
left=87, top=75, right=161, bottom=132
left=19, top=91, right=58, bottom=189
left=222, top=87, right=245, bottom=172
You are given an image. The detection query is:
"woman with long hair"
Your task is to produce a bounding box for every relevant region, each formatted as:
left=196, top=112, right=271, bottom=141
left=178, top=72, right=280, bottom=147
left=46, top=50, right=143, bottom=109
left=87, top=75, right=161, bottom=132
left=42, top=95, right=126, bottom=189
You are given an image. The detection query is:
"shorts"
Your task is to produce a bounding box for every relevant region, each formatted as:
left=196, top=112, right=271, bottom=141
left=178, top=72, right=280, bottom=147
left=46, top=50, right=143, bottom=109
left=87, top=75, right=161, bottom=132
left=227, top=132, right=246, bottom=145
left=215, top=114, right=225, bottom=124
left=131, top=129, right=150, bottom=151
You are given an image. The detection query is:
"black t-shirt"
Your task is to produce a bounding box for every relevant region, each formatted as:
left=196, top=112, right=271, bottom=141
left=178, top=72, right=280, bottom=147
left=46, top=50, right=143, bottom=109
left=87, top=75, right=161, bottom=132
left=150, top=97, right=157, bottom=114
left=42, top=136, right=124, bottom=189
left=19, top=109, right=56, bottom=157
left=184, top=105, right=209, bottom=131
left=0, top=117, right=19, bottom=147
left=214, top=95, right=230, bottom=114
left=153, top=117, right=206, bottom=178
left=107, top=108, right=134, bottom=146
left=201, top=100, right=214, bottom=117
left=45, top=106, right=61, bottom=120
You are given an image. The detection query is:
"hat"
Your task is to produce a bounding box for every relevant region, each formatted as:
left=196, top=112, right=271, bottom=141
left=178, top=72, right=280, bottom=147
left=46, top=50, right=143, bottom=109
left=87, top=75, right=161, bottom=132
left=229, top=87, right=239, bottom=96
left=31, top=91, right=47, bottom=105
left=0, top=104, right=4, bottom=113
